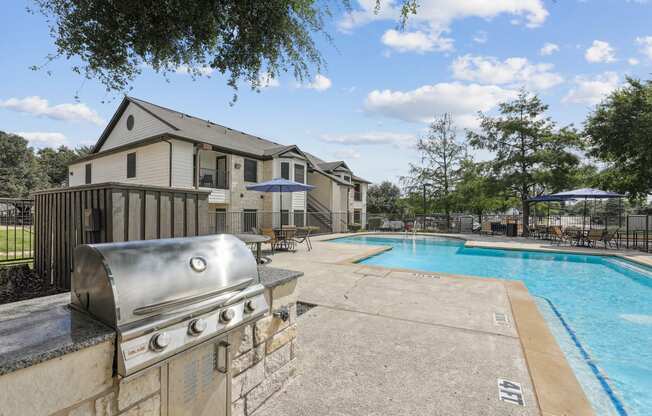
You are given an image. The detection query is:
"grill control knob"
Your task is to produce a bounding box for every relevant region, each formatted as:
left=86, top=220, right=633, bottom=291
left=150, top=332, right=171, bottom=351
left=220, top=308, right=235, bottom=323
left=188, top=318, right=207, bottom=336
left=244, top=300, right=256, bottom=313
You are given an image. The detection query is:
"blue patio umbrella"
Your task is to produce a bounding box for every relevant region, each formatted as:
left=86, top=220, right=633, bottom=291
left=246, top=178, right=315, bottom=227
left=550, top=188, right=625, bottom=230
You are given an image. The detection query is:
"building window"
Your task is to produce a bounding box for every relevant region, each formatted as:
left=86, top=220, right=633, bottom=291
left=354, top=183, right=362, bottom=201
left=85, top=163, right=92, bottom=184
left=281, top=161, right=290, bottom=180
left=193, top=154, right=197, bottom=187
left=281, top=210, right=289, bottom=226
left=294, top=164, right=305, bottom=184
left=126, top=114, right=135, bottom=131
left=293, top=210, right=305, bottom=227
left=243, top=209, right=258, bottom=232
left=244, top=159, right=257, bottom=182
left=354, top=209, right=362, bottom=224
left=127, top=152, right=136, bottom=178
left=343, top=175, right=351, bottom=182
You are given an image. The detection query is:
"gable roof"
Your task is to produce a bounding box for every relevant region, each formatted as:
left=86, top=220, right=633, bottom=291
left=93, top=96, right=287, bottom=157
left=86, top=97, right=369, bottom=184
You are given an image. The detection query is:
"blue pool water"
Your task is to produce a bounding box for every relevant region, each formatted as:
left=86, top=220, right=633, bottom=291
left=331, top=235, right=652, bottom=415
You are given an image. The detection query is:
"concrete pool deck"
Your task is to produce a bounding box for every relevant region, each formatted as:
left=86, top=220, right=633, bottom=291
left=251, top=232, right=611, bottom=416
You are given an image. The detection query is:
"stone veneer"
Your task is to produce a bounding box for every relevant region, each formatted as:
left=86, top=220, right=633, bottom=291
left=0, top=279, right=299, bottom=416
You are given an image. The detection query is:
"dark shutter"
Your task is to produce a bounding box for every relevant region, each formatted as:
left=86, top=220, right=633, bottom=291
left=85, top=163, right=92, bottom=184
left=216, top=156, right=227, bottom=189
left=294, top=164, right=305, bottom=183
left=244, top=159, right=257, bottom=182
left=127, top=153, right=136, bottom=178
left=281, top=162, right=290, bottom=180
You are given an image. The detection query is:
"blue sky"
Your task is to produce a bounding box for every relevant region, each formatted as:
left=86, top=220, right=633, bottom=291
left=1, top=0, right=652, bottom=183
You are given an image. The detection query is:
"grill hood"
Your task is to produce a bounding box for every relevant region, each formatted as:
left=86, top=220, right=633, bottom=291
left=71, top=234, right=260, bottom=331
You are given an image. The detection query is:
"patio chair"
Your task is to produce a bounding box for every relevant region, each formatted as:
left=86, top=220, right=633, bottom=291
left=292, top=228, right=313, bottom=251
left=549, top=226, right=567, bottom=245
left=261, top=228, right=278, bottom=253
left=601, top=228, right=620, bottom=249
left=480, top=221, right=492, bottom=235
left=585, top=229, right=606, bottom=248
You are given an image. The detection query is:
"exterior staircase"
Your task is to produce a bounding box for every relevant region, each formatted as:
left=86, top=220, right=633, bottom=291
left=307, top=195, right=333, bottom=232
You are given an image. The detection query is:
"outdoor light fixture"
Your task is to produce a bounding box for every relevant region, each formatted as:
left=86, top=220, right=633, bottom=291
left=234, top=163, right=242, bottom=169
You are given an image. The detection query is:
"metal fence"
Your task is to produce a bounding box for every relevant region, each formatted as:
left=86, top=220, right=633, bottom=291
left=0, top=199, right=34, bottom=264
left=207, top=211, right=351, bottom=235
left=364, top=212, right=652, bottom=252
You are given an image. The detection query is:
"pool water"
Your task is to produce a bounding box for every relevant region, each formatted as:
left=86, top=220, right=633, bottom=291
left=331, top=235, right=652, bottom=416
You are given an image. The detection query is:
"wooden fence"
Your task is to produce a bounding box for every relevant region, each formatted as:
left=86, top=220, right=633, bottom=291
left=33, top=182, right=210, bottom=289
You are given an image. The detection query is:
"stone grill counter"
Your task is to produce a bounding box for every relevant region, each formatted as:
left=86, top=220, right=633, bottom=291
left=0, top=266, right=301, bottom=416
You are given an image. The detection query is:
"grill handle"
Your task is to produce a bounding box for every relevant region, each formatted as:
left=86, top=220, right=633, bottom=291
left=132, top=278, right=254, bottom=316
left=216, top=341, right=230, bottom=374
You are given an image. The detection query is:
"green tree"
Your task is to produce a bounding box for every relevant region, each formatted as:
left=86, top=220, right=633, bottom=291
left=367, top=181, right=402, bottom=214
left=0, top=132, right=48, bottom=197
left=584, top=78, right=652, bottom=198
left=37, top=146, right=86, bottom=187
left=452, top=160, right=510, bottom=221
left=31, top=0, right=417, bottom=97
left=403, top=113, right=466, bottom=231
left=467, top=91, right=581, bottom=236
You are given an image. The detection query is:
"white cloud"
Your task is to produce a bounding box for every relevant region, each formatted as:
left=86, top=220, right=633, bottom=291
left=451, top=55, right=563, bottom=90
left=628, top=57, right=640, bottom=65
left=563, top=72, right=619, bottom=105
left=0, top=96, right=104, bottom=126
left=539, top=42, right=559, bottom=56
left=15, top=132, right=68, bottom=148
left=320, top=131, right=416, bottom=147
left=381, top=29, right=452, bottom=53
left=635, top=36, right=652, bottom=59
left=332, top=148, right=361, bottom=160
left=257, top=73, right=280, bottom=88
left=339, top=0, right=548, bottom=53
left=585, top=40, right=616, bottom=63
left=364, top=82, right=518, bottom=128
left=175, top=64, right=214, bottom=76
left=473, top=31, right=488, bottom=44
left=305, top=74, right=332, bottom=91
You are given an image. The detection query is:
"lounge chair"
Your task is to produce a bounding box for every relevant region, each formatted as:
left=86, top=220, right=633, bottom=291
left=480, top=221, right=492, bottom=235
left=601, top=228, right=620, bottom=249
left=585, top=229, right=606, bottom=248
left=550, top=226, right=568, bottom=245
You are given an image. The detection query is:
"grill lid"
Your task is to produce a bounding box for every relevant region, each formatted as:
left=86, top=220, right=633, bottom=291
left=71, top=234, right=259, bottom=329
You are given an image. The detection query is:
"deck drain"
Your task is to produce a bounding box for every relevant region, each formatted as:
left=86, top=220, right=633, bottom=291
left=497, top=379, right=524, bottom=406
left=297, top=301, right=317, bottom=317
left=493, top=312, right=510, bottom=326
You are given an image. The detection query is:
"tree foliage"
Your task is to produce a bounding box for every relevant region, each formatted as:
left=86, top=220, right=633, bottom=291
left=367, top=181, right=402, bottom=214
left=31, top=0, right=418, bottom=98
left=584, top=78, right=652, bottom=198
left=0, top=132, right=91, bottom=197
left=37, top=145, right=91, bottom=187
left=467, top=90, right=581, bottom=234
left=0, top=132, right=48, bottom=198
left=402, top=113, right=466, bottom=228
left=452, top=160, right=511, bottom=218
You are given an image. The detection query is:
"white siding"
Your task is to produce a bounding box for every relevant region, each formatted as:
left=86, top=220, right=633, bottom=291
left=207, top=189, right=230, bottom=204
left=68, top=142, right=170, bottom=187
left=171, top=140, right=194, bottom=188
left=100, top=103, right=171, bottom=151
left=272, top=157, right=307, bottom=212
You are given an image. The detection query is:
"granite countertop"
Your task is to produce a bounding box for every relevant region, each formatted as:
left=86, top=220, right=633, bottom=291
left=0, top=267, right=301, bottom=376
left=258, top=266, right=303, bottom=288
left=0, top=293, right=115, bottom=376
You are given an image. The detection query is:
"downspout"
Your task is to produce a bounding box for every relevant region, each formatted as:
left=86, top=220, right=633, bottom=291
left=163, top=139, right=173, bottom=187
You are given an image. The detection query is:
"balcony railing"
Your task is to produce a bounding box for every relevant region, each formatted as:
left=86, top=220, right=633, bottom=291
left=198, top=168, right=228, bottom=189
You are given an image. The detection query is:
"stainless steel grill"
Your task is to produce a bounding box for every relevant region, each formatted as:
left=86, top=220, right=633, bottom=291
left=71, top=234, right=269, bottom=379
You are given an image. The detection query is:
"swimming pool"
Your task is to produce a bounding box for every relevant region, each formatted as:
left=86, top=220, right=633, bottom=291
left=331, top=235, right=652, bottom=416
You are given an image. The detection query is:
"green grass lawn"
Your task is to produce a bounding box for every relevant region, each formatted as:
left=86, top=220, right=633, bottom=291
left=0, top=228, right=34, bottom=260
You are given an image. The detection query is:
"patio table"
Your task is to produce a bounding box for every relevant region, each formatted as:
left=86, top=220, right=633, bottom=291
left=236, top=233, right=271, bottom=263
left=273, top=228, right=297, bottom=251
